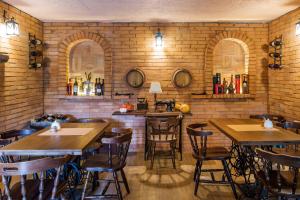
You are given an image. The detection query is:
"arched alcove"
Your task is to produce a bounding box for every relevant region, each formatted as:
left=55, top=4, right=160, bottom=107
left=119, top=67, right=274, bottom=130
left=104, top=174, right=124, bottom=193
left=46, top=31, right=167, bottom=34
left=204, top=31, right=256, bottom=95
left=57, top=31, right=112, bottom=98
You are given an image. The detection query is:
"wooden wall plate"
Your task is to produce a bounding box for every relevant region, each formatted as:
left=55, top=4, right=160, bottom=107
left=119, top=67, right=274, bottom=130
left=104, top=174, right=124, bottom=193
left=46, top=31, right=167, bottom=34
left=126, top=68, right=145, bottom=88
left=172, top=68, right=192, bottom=88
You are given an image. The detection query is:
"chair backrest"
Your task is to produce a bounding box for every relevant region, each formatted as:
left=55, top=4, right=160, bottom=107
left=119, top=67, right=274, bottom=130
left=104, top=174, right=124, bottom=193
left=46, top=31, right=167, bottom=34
left=277, top=121, right=300, bottom=134
left=101, top=128, right=132, bottom=168
left=0, top=155, right=70, bottom=200
left=0, top=129, right=36, bottom=141
left=75, top=118, right=109, bottom=123
left=250, top=114, right=285, bottom=122
left=147, top=117, right=179, bottom=141
left=256, top=148, right=300, bottom=197
left=186, top=123, right=212, bottom=159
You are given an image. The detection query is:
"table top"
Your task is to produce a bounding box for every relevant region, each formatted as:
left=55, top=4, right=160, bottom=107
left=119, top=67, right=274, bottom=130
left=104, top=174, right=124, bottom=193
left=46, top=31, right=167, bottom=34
left=0, top=122, right=109, bottom=156
left=210, top=118, right=300, bottom=146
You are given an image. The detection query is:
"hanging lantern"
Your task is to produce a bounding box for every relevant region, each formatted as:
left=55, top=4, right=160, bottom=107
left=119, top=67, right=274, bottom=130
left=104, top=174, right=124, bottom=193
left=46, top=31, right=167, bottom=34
left=296, top=20, right=300, bottom=36
left=3, top=10, right=19, bottom=36
left=155, top=28, right=163, bottom=47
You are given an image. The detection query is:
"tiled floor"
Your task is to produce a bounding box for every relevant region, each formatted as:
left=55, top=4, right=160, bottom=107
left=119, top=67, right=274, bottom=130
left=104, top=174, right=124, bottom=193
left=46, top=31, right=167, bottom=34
left=86, top=152, right=238, bottom=200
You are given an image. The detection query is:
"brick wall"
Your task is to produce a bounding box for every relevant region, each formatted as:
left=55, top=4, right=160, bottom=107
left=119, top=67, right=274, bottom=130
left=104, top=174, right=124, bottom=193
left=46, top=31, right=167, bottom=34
left=268, top=7, right=300, bottom=120
left=43, top=22, right=269, bottom=151
left=0, top=1, right=43, bottom=132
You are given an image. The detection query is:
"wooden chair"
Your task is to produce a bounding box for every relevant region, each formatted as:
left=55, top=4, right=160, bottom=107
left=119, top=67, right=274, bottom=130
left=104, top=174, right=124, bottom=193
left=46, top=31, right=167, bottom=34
left=74, top=118, right=109, bottom=123
left=0, top=129, right=36, bottom=141
left=147, top=117, right=179, bottom=169
left=250, top=114, right=285, bottom=122
left=186, top=123, right=238, bottom=199
left=273, top=121, right=300, bottom=154
left=81, top=128, right=132, bottom=200
left=74, top=118, right=110, bottom=155
left=0, top=155, right=70, bottom=200
left=255, top=148, right=300, bottom=199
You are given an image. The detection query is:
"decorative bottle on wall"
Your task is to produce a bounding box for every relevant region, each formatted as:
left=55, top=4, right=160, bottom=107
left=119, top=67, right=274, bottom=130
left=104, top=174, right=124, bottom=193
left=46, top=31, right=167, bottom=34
left=228, top=75, right=235, bottom=94
left=242, top=74, right=249, bottom=94
left=67, top=78, right=73, bottom=96
left=95, top=78, right=98, bottom=95
left=235, top=74, right=240, bottom=94
left=223, top=78, right=228, bottom=94
left=100, top=79, right=105, bottom=96
left=213, top=75, right=217, bottom=94
left=73, top=78, right=78, bottom=96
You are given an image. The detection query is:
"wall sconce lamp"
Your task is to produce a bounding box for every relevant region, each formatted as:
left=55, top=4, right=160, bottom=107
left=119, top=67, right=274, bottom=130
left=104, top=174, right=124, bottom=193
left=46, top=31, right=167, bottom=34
left=155, top=28, right=163, bottom=47
left=3, top=10, right=19, bottom=36
left=296, top=20, right=300, bottom=36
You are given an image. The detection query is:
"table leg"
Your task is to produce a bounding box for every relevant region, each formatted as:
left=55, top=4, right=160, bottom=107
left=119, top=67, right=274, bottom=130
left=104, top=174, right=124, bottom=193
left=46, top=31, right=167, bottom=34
left=179, top=119, right=183, bottom=161
left=144, top=118, right=148, bottom=161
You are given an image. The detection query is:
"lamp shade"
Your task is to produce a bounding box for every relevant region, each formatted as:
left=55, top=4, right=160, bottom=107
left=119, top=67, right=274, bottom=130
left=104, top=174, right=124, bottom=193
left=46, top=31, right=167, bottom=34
left=149, top=82, right=162, bottom=93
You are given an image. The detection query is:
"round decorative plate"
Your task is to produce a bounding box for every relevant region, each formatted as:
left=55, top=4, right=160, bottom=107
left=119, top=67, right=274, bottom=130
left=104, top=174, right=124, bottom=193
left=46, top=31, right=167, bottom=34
left=126, top=68, right=145, bottom=88
left=172, top=69, right=192, bottom=88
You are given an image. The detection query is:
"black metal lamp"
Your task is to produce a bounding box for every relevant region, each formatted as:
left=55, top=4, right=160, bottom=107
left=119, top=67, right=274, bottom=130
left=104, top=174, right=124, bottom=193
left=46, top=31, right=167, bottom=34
left=155, top=28, right=163, bottom=47
left=296, top=20, right=300, bottom=36
left=3, top=10, right=19, bottom=36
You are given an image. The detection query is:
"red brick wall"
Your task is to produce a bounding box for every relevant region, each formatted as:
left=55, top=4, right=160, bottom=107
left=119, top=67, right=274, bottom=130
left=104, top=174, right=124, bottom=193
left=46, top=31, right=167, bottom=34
left=43, top=22, right=269, bottom=151
left=0, top=1, right=43, bottom=132
left=268, top=7, right=300, bottom=120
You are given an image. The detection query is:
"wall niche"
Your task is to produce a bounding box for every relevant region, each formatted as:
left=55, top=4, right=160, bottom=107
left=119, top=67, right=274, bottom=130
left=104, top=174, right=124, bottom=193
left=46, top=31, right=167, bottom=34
left=203, top=31, right=257, bottom=98
left=57, top=31, right=112, bottom=99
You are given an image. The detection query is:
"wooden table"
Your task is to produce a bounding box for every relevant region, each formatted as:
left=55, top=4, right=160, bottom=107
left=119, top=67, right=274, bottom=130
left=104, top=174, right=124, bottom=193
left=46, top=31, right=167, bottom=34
left=210, top=118, right=300, bottom=198
left=210, top=118, right=300, bottom=146
left=0, top=122, right=109, bottom=156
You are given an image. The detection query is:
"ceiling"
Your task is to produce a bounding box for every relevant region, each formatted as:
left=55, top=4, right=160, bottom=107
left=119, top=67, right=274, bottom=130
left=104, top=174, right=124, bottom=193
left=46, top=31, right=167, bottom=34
left=4, top=0, right=300, bottom=22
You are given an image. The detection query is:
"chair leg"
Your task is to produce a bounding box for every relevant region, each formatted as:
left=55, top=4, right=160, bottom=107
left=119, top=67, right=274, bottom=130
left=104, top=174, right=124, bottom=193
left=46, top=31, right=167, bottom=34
left=170, top=142, right=176, bottom=169
left=222, top=160, right=238, bottom=200
left=194, top=160, right=199, bottom=182
left=81, top=171, right=91, bottom=200
left=194, top=161, right=203, bottom=196
left=113, top=171, right=123, bottom=200
left=120, top=169, right=130, bottom=194
left=151, top=142, right=156, bottom=169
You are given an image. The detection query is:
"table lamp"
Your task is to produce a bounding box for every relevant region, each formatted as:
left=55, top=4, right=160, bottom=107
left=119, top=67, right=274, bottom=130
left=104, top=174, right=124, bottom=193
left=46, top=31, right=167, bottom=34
left=149, top=81, right=162, bottom=103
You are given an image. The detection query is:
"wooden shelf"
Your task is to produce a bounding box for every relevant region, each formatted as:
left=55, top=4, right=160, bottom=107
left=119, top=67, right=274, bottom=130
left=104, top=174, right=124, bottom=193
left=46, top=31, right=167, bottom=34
left=191, top=94, right=254, bottom=99
left=58, top=95, right=105, bottom=100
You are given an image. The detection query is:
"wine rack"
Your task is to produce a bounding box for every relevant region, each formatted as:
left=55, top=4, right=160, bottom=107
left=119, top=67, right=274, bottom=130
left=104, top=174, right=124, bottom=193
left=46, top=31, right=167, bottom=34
left=28, top=33, right=43, bottom=69
left=268, top=35, right=283, bottom=69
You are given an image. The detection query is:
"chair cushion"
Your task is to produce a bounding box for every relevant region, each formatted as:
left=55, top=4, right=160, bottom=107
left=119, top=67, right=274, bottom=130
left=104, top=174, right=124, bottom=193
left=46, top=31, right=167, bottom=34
left=193, top=146, right=231, bottom=160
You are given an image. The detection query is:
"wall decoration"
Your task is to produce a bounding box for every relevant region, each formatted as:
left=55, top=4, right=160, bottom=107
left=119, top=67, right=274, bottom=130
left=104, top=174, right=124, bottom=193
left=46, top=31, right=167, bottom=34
left=268, top=35, right=283, bottom=69
left=172, top=68, right=192, bottom=88
left=125, top=68, right=145, bottom=88
left=28, top=33, right=43, bottom=69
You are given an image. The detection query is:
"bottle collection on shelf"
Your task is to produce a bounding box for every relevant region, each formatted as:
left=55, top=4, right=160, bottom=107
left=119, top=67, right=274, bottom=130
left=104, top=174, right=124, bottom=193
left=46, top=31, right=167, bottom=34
left=66, top=73, right=105, bottom=96
left=213, top=73, right=249, bottom=95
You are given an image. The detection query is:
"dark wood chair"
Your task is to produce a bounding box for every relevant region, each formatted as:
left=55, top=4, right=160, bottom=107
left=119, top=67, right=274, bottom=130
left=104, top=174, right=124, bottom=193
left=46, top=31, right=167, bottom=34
left=0, top=155, right=70, bottom=200
left=250, top=114, right=285, bottom=122
left=81, top=128, right=132, bottom=200
left=0, top=129, right=36, bottom=141
left=147, top=117, right=179, bottom=169
left=74, top=118, right=110, bottom=155
left=186, top=123, right=238, bottom=199
left=74, top=118, right=109, bottom=123
left=255, top=148, right=300, bottom=199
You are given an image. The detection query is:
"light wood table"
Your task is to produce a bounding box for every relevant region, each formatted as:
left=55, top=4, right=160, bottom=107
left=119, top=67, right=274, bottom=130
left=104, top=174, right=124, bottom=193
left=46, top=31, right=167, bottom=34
left=210, top=118, right=300, bottom=198
left=0, top=122, right=109, bottom=156
left=210, top=118, right=300, bottom=146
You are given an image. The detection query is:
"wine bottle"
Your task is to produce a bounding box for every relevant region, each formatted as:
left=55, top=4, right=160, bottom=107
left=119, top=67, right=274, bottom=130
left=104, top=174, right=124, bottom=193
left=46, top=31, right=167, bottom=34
left=68, top=78, right=73, bottom=96
left=94, top=78, right=98, bottom=95
left=29, top=38, right=42, bottom=45
left=242, top=75, right=249, bottom=94
left=269, top=52, right=282, bottom=58
left=29, top=63, right=42, bottom=68
left=228, top=75, right=235, bottom=94
left=100, top=79, right=104, bottom=96
left=269, top=38, right=283, bottom=47
left=235, top=74, right=240, bottom=94
left=73, top=78, right=78, bottom=96
left=30, top=50, right=43, bottom=57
